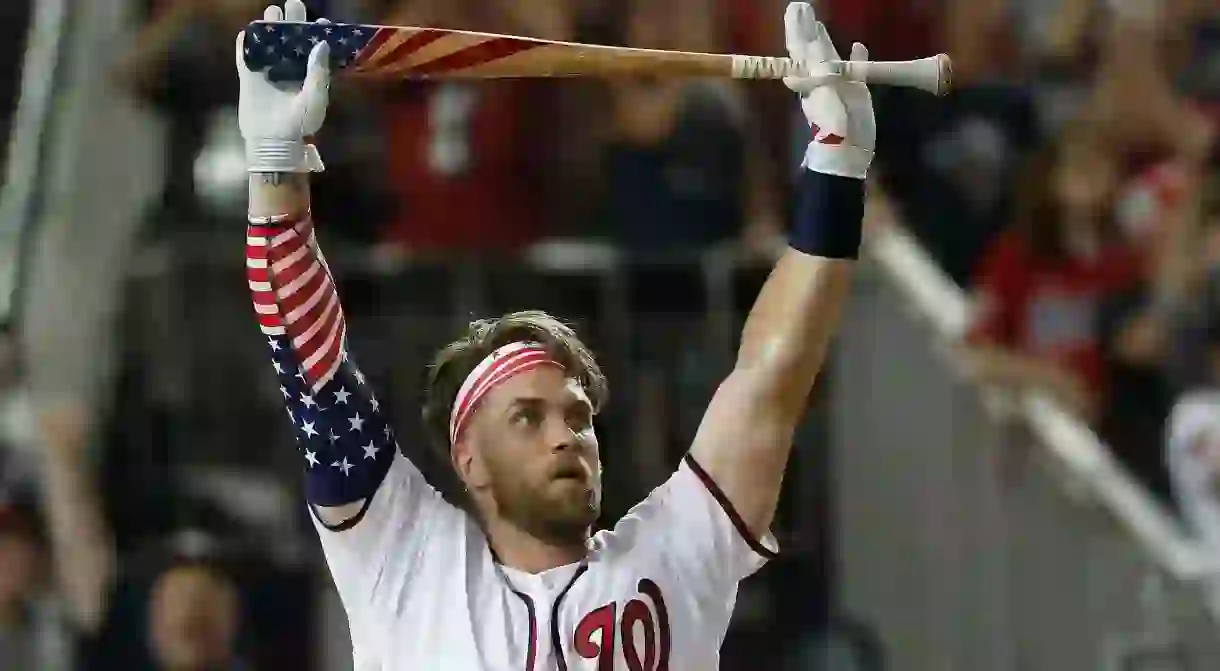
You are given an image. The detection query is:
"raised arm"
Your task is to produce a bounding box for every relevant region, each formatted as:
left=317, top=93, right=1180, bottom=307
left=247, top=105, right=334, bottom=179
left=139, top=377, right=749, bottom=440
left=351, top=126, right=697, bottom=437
left=239, top=4, right=472, bottom=620
left=239, top=2, right=400, bottom=529
left=688, top=3, right=873, bottom=539
left=239, top=2, right=460, bottom=535
left=248, top=173, right=402, bottom=526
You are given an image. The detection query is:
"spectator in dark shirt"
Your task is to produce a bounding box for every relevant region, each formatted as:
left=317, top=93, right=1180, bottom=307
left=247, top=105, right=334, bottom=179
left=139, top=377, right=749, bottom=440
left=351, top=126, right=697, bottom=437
left=147, top=559, right=242, bottom=671
left=854, top=0, right=1043, bottom=286
left=35, top=403, right=262, bottom=671
left=83, top=550, right=249, bottom=671
left=592, top=0, right=783, bottom=254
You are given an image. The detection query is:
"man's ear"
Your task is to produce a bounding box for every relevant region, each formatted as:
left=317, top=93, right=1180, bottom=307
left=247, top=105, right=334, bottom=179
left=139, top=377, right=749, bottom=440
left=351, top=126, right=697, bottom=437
left=452, top=434, right=489, bottom=489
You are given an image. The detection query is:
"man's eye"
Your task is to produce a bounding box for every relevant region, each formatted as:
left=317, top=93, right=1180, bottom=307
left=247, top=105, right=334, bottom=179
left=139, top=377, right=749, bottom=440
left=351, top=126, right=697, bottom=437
left=513, top=409, right=540, bottom=426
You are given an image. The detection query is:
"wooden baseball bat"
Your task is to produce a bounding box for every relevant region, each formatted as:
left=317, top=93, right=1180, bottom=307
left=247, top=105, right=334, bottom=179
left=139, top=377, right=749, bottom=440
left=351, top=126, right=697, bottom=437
left=243, top=21, right=953, bottom=96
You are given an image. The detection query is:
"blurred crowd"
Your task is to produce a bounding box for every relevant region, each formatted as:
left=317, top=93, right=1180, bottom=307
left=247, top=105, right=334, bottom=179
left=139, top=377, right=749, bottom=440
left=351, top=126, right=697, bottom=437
left=919, top=0, right=1220, bottom=505
left=0, top=0, right=1217, bottom=669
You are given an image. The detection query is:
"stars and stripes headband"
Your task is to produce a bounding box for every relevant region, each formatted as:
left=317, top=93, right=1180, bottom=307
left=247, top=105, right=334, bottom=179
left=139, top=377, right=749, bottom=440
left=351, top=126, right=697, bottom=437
left=448, top=341, right=564, bottom=445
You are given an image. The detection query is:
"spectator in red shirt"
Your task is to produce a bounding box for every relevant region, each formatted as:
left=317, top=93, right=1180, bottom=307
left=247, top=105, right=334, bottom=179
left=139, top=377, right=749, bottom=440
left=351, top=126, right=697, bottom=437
left=372, top=0, right=575, bottom=256
left=377, top=80, right=559, bottom=252
left=962, top=127, right=1142, bottom=421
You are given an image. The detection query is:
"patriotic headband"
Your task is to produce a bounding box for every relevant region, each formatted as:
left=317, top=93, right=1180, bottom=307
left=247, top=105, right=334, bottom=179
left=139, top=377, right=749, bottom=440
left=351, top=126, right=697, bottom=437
left=449, top=341, right=564, bottom=445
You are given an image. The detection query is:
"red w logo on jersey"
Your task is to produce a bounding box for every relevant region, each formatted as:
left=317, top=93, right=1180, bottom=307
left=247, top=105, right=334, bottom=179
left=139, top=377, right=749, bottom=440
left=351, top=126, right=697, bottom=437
left=574, top=579, right=671, bottom=670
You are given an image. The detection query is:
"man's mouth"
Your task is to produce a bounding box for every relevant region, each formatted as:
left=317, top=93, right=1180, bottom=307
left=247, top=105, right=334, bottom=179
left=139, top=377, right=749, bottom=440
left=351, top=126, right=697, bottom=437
left=551, top=463, right=586, bottom=481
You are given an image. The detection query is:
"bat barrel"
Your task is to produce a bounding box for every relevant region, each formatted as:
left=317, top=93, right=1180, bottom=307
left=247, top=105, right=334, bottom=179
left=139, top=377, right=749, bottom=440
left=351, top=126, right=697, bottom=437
left=243, top=20, right=742, bottom=80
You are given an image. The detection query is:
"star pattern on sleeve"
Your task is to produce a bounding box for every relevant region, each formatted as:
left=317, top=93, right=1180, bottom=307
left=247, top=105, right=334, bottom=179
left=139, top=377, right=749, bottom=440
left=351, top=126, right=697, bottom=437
left=267, top=335, right=397, bottom=506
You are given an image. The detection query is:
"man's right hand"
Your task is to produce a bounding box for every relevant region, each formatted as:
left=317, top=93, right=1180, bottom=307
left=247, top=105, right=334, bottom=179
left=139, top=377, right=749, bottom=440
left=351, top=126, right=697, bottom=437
left=237, top=0, right=331, bottom=174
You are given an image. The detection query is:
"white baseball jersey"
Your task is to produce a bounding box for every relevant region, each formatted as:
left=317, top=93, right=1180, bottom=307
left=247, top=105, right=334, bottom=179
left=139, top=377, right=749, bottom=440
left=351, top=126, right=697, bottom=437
left=1166, top=389, right=1220, bottom=616
left=313, top=452, right=778, bottom=670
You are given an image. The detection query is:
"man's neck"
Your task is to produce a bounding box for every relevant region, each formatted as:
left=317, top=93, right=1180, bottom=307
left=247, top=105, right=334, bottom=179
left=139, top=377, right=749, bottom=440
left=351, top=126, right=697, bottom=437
left=484, top=517, right=588, bottom=574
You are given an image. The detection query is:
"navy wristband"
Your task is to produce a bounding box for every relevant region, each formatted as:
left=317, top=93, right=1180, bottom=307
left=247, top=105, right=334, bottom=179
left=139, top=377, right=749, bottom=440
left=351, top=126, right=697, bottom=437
left=789, top=169, right=865, bottom=259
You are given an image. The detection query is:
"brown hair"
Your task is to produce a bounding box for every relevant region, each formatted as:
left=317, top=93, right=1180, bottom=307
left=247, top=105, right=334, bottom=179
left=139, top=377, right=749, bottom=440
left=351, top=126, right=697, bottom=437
left=1012, top=126, right=1121, bottom=261
left=421, top=310, right=608, bottom=457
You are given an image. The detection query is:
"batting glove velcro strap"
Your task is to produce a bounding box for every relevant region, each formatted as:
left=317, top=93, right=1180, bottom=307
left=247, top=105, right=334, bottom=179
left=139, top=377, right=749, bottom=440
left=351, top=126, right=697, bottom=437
left=246, top=140, right=325, bottom=174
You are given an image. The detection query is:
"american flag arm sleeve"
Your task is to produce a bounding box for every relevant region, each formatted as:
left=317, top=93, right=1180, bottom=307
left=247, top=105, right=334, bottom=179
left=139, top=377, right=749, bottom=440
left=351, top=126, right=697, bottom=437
left=247, top=215, right=396, bottom=507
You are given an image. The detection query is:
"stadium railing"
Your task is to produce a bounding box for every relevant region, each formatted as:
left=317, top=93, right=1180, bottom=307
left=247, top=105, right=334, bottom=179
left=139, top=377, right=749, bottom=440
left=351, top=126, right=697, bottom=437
left=2, top=0, right=165, bottom=433
left=829, top=204, right=1220, bottom=669
left=0, top=0, right=69, bottom=321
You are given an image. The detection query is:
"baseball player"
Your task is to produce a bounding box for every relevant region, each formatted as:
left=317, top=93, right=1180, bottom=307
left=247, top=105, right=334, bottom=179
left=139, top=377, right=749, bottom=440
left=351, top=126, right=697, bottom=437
left=240, top=1, right=873, bottom=667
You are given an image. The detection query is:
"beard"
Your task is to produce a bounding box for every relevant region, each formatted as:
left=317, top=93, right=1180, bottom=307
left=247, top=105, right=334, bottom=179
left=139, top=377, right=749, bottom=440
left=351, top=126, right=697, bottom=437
left=487, top=462, right=600, bottom=545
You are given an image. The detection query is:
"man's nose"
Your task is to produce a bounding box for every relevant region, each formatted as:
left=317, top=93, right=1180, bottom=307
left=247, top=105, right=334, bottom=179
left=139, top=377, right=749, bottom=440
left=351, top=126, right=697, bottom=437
left=546, top=417, right=580, bottom=451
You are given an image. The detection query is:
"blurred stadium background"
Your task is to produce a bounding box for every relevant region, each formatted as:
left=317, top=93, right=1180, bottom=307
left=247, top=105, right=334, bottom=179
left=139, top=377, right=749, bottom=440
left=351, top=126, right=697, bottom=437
left=1, top=0, right=1219, bottom=669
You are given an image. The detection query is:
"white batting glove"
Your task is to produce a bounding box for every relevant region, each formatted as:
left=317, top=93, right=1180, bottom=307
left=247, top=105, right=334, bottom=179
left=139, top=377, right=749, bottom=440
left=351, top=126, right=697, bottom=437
left=782, top=2, right=875, bottom=180
left=237, top=0, right=330, bottom=173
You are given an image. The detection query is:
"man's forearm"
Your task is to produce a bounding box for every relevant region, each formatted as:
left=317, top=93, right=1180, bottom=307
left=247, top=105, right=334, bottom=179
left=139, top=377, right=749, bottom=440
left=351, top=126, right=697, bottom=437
left=736, top=251, right=855, bottom=418
left=733, top=171, right=862, bottom=420
left=686, top=250, right=855, bottom=540
left=689, top=170, right=862, bottom=537
left=245, top=172, right=397, bottom=511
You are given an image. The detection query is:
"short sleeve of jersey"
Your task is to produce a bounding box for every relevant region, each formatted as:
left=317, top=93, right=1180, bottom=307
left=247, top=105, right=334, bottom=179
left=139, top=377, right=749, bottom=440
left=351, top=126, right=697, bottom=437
left=311, top=452, right=469, bottom=620
left=608, top=455, right=779, bottom=594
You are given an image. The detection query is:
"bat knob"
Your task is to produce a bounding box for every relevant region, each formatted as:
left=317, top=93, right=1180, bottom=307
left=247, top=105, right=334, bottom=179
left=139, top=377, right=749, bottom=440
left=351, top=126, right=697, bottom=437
left=935, top=53, right=952, bottom=96
left=244, top=20, right=370, bottom=82
left=847, top=54, right=954, bottom=96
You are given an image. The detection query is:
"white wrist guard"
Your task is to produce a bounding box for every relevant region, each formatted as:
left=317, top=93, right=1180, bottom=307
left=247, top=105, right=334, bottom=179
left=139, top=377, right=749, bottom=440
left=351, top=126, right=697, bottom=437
left=247, top=139, right=325, bottom=174
left=803, top=141, right=873, bottom=181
